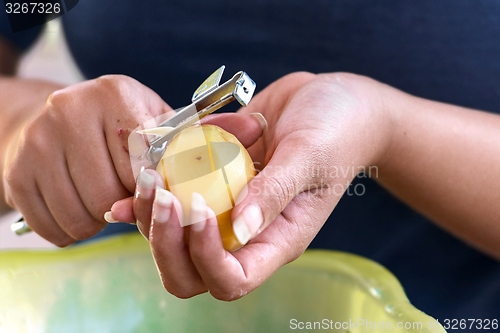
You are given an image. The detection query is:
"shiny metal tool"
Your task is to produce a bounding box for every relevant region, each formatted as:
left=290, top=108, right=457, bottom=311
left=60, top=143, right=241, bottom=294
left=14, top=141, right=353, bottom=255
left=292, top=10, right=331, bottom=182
left=11, top=66, right=256, bottom=235
left=11, top=216, right=31, bottom=236
left=146, top=65, right=256, bottom=164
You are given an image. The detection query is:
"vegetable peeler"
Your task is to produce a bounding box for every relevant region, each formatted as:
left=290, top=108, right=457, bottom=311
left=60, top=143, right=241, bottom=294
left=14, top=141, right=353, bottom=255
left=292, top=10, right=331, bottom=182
left=11, top=66, right=256, bottom=235
left=145, top=65, right=256, bottom=164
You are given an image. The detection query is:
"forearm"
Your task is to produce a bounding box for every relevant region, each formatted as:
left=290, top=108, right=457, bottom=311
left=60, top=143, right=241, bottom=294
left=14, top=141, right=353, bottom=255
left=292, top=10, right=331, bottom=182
left=0, top=76, right=64, bottom=211
left=375, top=83, right=500, bottom=257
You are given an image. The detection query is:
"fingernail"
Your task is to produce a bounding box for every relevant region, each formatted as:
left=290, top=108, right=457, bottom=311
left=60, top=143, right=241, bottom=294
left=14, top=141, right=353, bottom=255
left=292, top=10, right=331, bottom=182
left=250, top=113, right=268, bottom=135
left=189, top=192, right=207, bottom=231
left=104, top=211, right=120, bottom=223
left=136, top=169, right=155, bottom=200
left=233, top=205, right=263, bottom=245
left=152, top=188, right=173, bottom=223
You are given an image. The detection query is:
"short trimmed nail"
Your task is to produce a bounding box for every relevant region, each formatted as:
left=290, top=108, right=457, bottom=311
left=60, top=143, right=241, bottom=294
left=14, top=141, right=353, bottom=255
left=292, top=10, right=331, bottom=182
left=104, top=211, right=120, bottom=223
left=250, top=113, right=268, bottom=135
left=189, top=192, right=207, bottom=231
left=233, top=205, right=263, bottom=245
left=136, top=170, right=155, bottom=200
left=152, top=188, right=173, bottom=223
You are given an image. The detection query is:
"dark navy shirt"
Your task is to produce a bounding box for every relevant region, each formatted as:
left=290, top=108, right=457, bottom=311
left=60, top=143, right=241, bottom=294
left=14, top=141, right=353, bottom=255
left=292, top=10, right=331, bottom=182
left=2, top=0, right=499, bottom=323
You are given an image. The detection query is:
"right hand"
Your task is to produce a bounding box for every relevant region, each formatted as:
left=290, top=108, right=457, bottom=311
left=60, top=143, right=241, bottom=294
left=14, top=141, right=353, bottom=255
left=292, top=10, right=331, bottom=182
left=3, top=75, right=173, bottom=246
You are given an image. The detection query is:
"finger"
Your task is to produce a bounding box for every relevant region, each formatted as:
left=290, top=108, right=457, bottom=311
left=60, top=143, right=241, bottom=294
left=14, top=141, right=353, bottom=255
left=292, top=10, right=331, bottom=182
left=105, top=107, right=176, bottom=193
left=231, top=139, right=313, bottom=246
left=64, top=128, right=131, bottom=224
left=104, top=197, right=135, bottom=223
left=133, top=169, right=165, bottom=239
left=188, top=193, right=289, bottom=300
left=7, top=177, right=75, bottom=247
left=187, top=194, right=244, bottom=300
left=188, top=187, right=333, bottom=300
left=37, top=157, right=107, bottom=240
left=3, top=134, right=77, bottom=246
left=149, top=189, right=207, bottom=298
left=202, top=113, right=267, bottom=148
left=20, top=201, right=76, bottom=247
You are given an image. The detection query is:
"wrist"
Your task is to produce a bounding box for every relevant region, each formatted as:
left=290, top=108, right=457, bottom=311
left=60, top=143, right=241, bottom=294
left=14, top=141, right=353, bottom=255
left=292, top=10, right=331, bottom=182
left=321, top=73, right=396, bottom=171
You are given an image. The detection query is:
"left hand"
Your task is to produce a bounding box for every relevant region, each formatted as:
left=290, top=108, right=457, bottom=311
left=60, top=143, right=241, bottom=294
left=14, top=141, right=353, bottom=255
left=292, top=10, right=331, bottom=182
left=109, top=72, right=391, bottom=300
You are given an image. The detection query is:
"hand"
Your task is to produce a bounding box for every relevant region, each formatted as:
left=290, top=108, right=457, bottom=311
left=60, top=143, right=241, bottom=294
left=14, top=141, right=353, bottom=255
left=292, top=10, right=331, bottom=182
left=3, top=75, right=173, bottom=246
left=124, top=72, right=391, bottom=300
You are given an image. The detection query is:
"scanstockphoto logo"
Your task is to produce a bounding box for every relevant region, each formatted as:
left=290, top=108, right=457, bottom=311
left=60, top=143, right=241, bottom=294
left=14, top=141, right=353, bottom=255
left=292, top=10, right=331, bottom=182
left=4, top=0, right=79, bottom=32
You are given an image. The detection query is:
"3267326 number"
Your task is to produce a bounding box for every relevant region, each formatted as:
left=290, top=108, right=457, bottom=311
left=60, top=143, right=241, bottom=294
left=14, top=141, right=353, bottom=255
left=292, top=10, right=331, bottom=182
left=5, top=2, right=61, bottom=14
left=441, top=318, right=498, bottom=330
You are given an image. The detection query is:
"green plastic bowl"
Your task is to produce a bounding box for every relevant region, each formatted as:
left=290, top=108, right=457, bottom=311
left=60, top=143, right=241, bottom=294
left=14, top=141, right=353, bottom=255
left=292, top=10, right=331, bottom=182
left=0, top=233, right=445, bottom=332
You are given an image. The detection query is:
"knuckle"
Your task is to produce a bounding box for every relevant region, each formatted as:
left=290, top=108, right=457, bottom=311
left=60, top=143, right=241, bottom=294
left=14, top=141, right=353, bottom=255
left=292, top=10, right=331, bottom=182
left=96, top=73, right=127, bottom=83
left=45, top=88, right=67, bottom=109
left=283, top=71, right=316, bottom=83
left=4, top=193, right=15, bottom=208
left=265, top=174, right=295, bottom=209
left=64, top=219, right=105, bottom=241
left=44, top=89, right=78, bottom=123
left=161, top=280, right=204, bottom=299
left=168, top=289, right=196, bottom=300
left=20, top=115, right=46, bottom=148
left=3, top=166, right=30, bottom=208
left=3, top=165, right=19, bottom=192
left=286, top=245, right=304, bottom=263
left=186, top=244, right=206, bottom=263
left=94, top=74, right=134, bottom=93
left=53, top=237, right=75, bottom=248
left=209, top=286, right=249, bottom=302
left=94, top=74, right=120, bottom=89
left=3, top=188, right=18, bottom=211
left=38, top=90, right=76, bottom=131
left=32, top=226, right=75, bottom=248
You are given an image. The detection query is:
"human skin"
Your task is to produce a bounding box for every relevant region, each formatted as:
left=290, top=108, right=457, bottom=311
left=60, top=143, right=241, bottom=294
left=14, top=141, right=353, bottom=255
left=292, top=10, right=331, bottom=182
left=0, top=37, right=267, bottom=247
left=126, top=72, right=500, bottom=300
left=1, top=37, right=499, bottom=301
left=0, top=37, right=63, bottom=213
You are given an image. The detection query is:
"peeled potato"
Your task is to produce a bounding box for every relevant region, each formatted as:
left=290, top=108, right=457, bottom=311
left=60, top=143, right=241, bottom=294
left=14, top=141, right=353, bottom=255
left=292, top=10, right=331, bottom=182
left=156, top=124, right=256, bottom=252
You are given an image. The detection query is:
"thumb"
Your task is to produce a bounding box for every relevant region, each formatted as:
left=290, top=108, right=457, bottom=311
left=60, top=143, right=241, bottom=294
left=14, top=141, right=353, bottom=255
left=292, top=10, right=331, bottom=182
left=202, top=112, right=267, bottom=148
left=231, top=144, right=310, bottom=246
